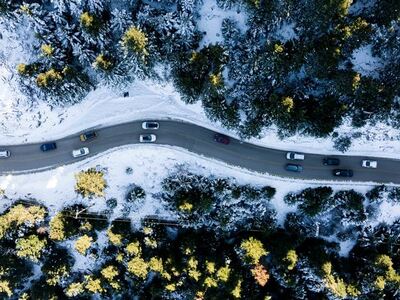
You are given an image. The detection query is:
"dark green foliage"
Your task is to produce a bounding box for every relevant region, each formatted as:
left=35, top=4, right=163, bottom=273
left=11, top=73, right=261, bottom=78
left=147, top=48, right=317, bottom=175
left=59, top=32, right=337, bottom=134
left=161, top=168, right=276, bottom=231
left=126, top=185, right=146, bottom=203
left=284, top=186, right=333, bottom=216
left=365, top=185, right=400, bottom=204
left=172, top=45, right=227, bottom=103
left=333, top=135, right=352, bottom=152
left=3, top=0, right=400, bottom=139
left=59, top=204, right=109, bottom=238
left=106, top=197, right=118, bottom=209
left=388, top=187, right=400, bottom=203
left=366, top=185, right=387, bottom=202
left=332, top=190, right=366, bottom=223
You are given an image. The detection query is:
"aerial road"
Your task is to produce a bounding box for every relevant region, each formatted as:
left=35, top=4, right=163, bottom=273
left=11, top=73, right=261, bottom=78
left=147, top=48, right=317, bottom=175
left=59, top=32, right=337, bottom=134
left=0, top=120, right=399, bottom=184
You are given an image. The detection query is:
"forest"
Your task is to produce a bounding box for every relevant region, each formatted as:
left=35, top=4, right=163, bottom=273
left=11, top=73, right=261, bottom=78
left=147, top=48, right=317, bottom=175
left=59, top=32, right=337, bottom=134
left=0, top=0, right=399, bottom=146
left=0, top=167, right=398, bottom=299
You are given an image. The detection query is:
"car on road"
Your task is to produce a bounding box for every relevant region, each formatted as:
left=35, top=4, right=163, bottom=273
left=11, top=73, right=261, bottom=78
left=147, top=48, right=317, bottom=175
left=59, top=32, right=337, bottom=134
left=214, top=133, right=230, bottom=145
left=285, top=164, right=303, bottom=172
left=323, top=157, right=340, bottom=166
left=362, top=160, right=377, bottom=168
left=140, top=134, right=156, bottom=143
left=72, top=147, right=90, bottom=158
left=0, top=150, right=10, bottom=158
left=40, top=142, right=57, bottom=152
left=80, top=131, right=97, bottom=142
left=286, top=152, right=305, bottom=160
left=333, top=169, right=353, bottom=177
left=142, top=121, right=159, bottom=130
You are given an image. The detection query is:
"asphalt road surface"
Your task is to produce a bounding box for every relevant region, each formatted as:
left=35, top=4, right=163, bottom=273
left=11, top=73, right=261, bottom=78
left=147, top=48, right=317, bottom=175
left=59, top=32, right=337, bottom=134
left=0, top=120, right=399, bottom=184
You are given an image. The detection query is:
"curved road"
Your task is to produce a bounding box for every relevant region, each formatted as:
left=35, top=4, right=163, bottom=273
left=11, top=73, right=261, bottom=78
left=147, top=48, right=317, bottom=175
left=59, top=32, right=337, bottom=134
left=0, top=120, right=399, bottom=184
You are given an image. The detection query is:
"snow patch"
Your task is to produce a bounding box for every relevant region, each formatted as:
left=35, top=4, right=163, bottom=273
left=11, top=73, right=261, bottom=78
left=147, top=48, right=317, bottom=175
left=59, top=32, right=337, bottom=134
left=351, top=44, right=383, bottom=78
left=275, top=22, right=298, bottom=42
left=339, top=239, right=357, bottom=257
left=197, top=0, right=248, bottom=47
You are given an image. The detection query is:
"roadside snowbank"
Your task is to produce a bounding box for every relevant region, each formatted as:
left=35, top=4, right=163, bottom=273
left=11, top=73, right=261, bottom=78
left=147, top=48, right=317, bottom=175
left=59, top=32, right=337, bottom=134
left=0, top=145, right=396, bottom=228
left=1, top=72, right=399, bottom=159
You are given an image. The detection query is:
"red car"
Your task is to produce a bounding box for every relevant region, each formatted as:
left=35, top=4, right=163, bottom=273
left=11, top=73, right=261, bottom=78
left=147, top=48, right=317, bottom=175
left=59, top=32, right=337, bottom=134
left=214, top=133, right=230, bottom=145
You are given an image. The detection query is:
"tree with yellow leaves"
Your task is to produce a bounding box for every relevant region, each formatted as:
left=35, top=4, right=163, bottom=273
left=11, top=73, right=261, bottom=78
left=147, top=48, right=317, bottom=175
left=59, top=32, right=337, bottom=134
left=74, top=235, right=93, bottom=255
left=93, top=54, right=114, bottom=71
left=36, top=69, right=62, bottom=88
left=121, top=26, right=148, bottom=56
left=127, top=257, right=148, bottom=279
left=240, top=237, right=268, bottom=264
left=75, top=168, right=106, bottom=198
left=16, top=235, right=47, bottom=262
left=49, top=213, right=65, bottom=241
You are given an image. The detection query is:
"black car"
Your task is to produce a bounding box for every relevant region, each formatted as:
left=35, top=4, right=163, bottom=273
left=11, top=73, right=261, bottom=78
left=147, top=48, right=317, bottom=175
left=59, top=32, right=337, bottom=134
left=333, top=169, right=353, bottom=177
left=285, top=164, right=303, bottom=172
left=80, top=131, right=97, bottom=142
left=323, top=157, right=340, bottom=166
left=40, top=142, right=57, bottom=152
left=214, top=133, right=230, bottom=145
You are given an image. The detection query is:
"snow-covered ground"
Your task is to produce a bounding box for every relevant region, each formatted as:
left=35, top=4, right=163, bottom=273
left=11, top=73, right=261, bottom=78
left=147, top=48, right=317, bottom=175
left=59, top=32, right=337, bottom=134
left=0, top=144, right=396, bottom=221
left=0, top=0, right=399, bottom=158
left=197, top=0, right=248, bottom=47
left=351, top=44, right=383, bottom=78
left=0, top=145, right=398, bottom=258
left=275, top=22, right=298, bottom=42
left=1, top=70, right=399, bottom=158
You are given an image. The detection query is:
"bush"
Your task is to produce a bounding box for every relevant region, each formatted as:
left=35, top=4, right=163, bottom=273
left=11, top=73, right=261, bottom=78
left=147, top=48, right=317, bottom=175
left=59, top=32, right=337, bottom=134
left=75, top=168, right=106, bottom=198
left=121, top=26, right=148, bottom=56
left=126, top=186, right=146, bottom=203
left=333, top=135, right=352, bottom=153
left=284, top=187, right=333, bottom=216
left=16, top=235, right=47, bottom=262
left=74, top=235, right=93, bottom=255
left=366, top=185, right=387, bottom=202
left=106, top=198, right=118, bottom=209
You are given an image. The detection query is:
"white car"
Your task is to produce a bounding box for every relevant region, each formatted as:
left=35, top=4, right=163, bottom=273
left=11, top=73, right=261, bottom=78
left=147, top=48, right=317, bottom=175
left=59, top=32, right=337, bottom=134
left=72, top=147, right=90, bottom=158
left=286, top=152, right=305, bottom=160
left=0, top=150, right=10, bottom=158
left=362, top=160, right=377, bottom=168
left=140, top=134, right=156, bottom=143
left=142, top=121, right=159, bottom=130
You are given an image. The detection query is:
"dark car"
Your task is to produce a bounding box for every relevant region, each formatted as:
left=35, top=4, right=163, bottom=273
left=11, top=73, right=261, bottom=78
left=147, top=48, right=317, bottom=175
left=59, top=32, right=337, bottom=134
left=285, top=164, right=303, bottom=172
left=40, top=142, right=57, bottom=152
left=333, top=169, right=353, bottom=177
left=80, top=131, right=97, bottom=142
left=214, top=133, right=230, bottom=145
left=323, top=157, right=340, bottom=166
left=142, top=121, right=159, bottom=130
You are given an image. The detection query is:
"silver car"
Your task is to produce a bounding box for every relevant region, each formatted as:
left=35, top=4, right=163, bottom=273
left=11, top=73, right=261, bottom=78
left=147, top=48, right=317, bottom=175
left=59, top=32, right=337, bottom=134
left=0, top=150, right=10, bottom=158
left=286, top=152, right=305, bottom=160
left=362, top=160, right=377, bottom=168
